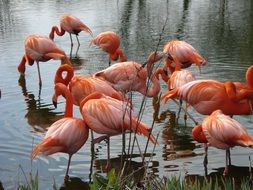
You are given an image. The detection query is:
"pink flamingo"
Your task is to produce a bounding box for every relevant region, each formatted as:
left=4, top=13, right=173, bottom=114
left=18, top=34, right=71, bottom=86
left=49, top=14, right=92, bottom=47
left=91, top=31, right=127, bottom=65
left=54, top=64, right=127, bottom=106
left=161, top=65, right=253, bottom=116
left=93, top=52, right=169, bottom=97
left=192, top=109, right=253, bottom=175
left=162, top=40, right=207, bottom=73
left=79, top=92, right=156, bottom=168
left=31, top=83, right=89, bottom=181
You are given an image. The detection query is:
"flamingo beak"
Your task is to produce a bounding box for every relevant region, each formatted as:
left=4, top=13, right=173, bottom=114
left=53, top=100, right=57, bottom=108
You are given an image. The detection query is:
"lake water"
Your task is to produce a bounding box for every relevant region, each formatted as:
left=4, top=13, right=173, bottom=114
left=0, top=0, right=253, bottom=189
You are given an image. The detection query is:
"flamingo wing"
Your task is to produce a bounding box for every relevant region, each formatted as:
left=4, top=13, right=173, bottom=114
left=202, top=110, right=253, bottom=149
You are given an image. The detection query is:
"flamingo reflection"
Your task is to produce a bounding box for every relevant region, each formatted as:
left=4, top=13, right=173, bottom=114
left=18, top=75, right=62, bottom=132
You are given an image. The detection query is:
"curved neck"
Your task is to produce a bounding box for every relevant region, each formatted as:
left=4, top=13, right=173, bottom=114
left=144, top=70, right=161, bottom=97
left=18, top=55, right=26, bottom=73
left=116, top=49, right=127, bottom=62
left=80, top=92, right=103, bottom=112
left=54, top=64, right=74, bottom=86
left=49, top=26, right=65, bottom=40
left=192, top=125, right=208, bottom=143
left=155, top=68, right=169, bottom=83
left=54, top=84, right=74, bottom=117
left=246, top=65, right=253, bottom=89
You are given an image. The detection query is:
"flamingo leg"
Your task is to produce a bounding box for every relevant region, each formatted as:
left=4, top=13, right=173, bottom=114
left=108, top=56, right=111, bottom=66
left=75, top=35, right=80, bottom=47
left=176, top=99, right=183, bottom=124
left=105, top=137, right=111, bottom=171
left=69, top=33, right=73, bottom=47
left=90, top=130, right=95, bottom=157
left=36, top=61, right=42, bottom=87
left=203, top=143, right=208, bottom=166
left=223, top=149, right=229, bottom=175
left=228, top=148, right=231, bottom=165
left=64, top=154, right=72, bottom=182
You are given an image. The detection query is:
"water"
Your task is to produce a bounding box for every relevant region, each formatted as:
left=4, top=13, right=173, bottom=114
left=0, top=0, right=253, bottom=189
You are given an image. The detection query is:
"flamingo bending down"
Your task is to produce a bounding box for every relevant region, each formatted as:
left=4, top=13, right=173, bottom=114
left=79, top=92, right=156, bottom=168
left=54, top=64, right=128, bottom=106
left=162, top=40, right=207, bottom=73
left=93, top=52, right=169, bottom=97
left=49, top=14, right=92, bottom=47
left=161, top=65, right=253, bottom=116
left=18, top=34, right=71, bottom=87
left=91, top=31, right=127, bottom=66
left=31, top=83, right=89, bottom=181
left=192, top=109, right=253, bottom=175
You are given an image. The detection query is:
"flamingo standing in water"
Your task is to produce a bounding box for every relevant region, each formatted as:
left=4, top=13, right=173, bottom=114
left=91, top=31, right=127, bottom=66
left=162, top=40, right=207, bottom=74
left=167, top=68, right=196, bottom=122
left=49, top=14, right=93, bottom=48
left=79, top=92, right=156, bottom=169
left=161, top=65, right=253, bottom=116
left=93, top=52, right=169, bottom=97
left=31, top=83, right=89, bottom=181
left=18, top=34, right=71, bottom=87
left=54, top=64, right=128, bottom=106
left=192, top=109, right=253, bottom=175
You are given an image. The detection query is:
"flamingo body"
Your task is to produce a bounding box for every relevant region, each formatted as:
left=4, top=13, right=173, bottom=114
left=49, top=14, right=92, bottom=40
left=163, top=40, right=206, bottom=73
left=162, top=65, right=253, bottom=115
left=79, top=92, right=156, bottom=142
left=18, top=34, right=69, bottom=74
left=192, top=110, right=253, bottom=175
left=94, top=61, right=167, bottom=97
left=31, top=83, right=89, bottom=180
left=91, top=31, right=127, bottom=64
left=168, top=69, right=195, bottom=90
left=54, top=64, right=127, bottom=105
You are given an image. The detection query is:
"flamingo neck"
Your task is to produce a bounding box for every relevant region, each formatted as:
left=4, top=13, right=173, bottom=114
left=246, top=65, right=253, bottom=89
left=116, top=49, right=127, bottom=62
left=49, top=26, right=66, bottom=40
left=192, top=125, right=208, bottom=143
left=54, top=64, right=74, bottom=86
left=63, top=87, right=74, bottom=118
left=144, top=70, right=161, bottom=97
left=80, top=92, right=103, bottom=112
left=54, top=84, right=74, bottom=117
left=17, top=55, right=26, bottom=73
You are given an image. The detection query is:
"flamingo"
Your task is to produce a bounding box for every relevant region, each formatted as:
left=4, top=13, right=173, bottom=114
left=18, top=34, right=71, bottom=87
left=54, top=64, right=128, bottom=106
left=49, top=14, right=93, bottom=48
left=167, top=69, right=196, bottom=122
left=162, top=40, right=207, bottom=73
left=90, top=31, right=127, bottom=66
left=161, top=65, right=253, bottom=116
left=79, top=92, right=156, bottom=169
left=93, top=52, right=169, bottom=97
left=31, top=83, right=89, bottom=181
left=192, top=109, right=253, bottom=175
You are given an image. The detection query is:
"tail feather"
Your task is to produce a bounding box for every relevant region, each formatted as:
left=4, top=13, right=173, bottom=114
left=161, top=88, right=178, bottom=103
left=31, top=137, right=64, bottom=159
left=131, top=119, right=157, bottom=144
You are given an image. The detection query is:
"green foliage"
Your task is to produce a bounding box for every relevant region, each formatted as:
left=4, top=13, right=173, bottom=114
left=18, top=171, right=39, bottom=190
left=90, top=168, right=120, bottom=190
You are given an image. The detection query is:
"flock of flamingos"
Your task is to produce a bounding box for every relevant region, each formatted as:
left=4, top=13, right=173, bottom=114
left=16, top=14, right=253, bottom=181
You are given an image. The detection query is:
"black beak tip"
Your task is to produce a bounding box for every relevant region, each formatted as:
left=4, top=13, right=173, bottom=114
left=53, top=101, right=57, bottom=108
